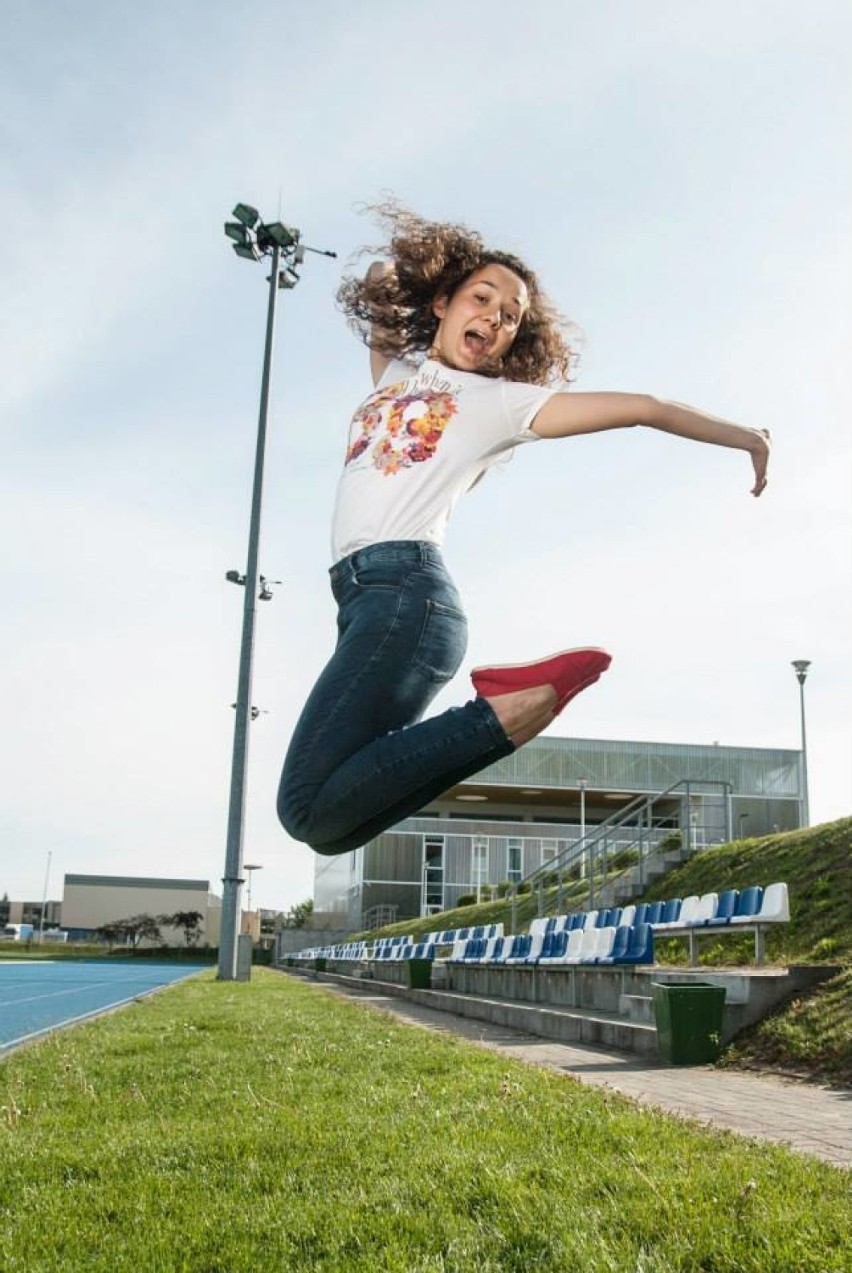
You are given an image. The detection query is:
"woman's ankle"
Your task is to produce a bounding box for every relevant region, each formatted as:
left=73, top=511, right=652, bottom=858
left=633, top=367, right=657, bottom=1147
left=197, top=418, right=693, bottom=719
left=483, top=685, right=556, bottom=745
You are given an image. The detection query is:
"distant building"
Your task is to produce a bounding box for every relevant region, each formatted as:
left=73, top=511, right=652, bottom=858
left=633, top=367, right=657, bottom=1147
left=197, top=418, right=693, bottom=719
left=61, top=874, right=222, bottom=947
left=314, top=733, right=802, bottom=929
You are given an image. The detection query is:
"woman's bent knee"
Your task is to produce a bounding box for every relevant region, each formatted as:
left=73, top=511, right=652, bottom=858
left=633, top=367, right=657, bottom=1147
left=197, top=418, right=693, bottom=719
left=277, top=785, right=357, bottom=857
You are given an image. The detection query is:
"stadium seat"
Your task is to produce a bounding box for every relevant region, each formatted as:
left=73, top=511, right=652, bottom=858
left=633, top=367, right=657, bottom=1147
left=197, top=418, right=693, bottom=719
left=618, top=904, right=636, bottom=928
left=559, top=928, right=588, bottom=964
left=753, top=881, right=790, bottom=923
left=537, top=929, right=568, bottom=964
left=657, top=896, right=698, bottom=928
left=529, top=917, right=549, bottom=938
left=506, top=934, right=533, bottom=964
left=596, top=925, right=631, bottom=964
left=686, top=892, right=719, bottom=926
left=583, top=910, right=599, bottom=930
left=728, top=886, right=764, bottom=924
left=646, top=900, right=668, bottom=926
left=587, top=926, right=617, bottom=962
left=698, top=888, right=738, bottom=926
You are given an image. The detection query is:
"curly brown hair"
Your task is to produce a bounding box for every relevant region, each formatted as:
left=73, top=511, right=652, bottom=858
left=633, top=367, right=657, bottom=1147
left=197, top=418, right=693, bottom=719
left=337, top=200, right=581, bottom=386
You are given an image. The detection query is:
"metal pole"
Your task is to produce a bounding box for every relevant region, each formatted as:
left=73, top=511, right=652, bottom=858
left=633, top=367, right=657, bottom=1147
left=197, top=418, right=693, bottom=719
left=578, top=779, right=587, bottom=880
left=218, top=244, right=281, bottom=981
left=792, top=660, right=811, bottom=828
left=38, top=850, right=52, bottom=944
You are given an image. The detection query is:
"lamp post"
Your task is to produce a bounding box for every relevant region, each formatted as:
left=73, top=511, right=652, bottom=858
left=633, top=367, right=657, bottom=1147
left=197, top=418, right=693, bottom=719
left=217, top=202, right=335, bottom=982
left=791, top=659, right=811, bottom=828
left=243, top=863, right=263, bottom=945
left=578, top=777, right=588, bottom=896
left=38, top=850, right=52, bottom=944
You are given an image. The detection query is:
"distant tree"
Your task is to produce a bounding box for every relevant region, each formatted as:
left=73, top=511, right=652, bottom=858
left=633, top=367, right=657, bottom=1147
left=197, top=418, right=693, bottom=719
left=159, top=910, right=204, bottom=947
left=96, top=914, right=162, bottom=949
left=95, top=920, right=128, bottom=947
left=280, top=899, right=314, bottom=929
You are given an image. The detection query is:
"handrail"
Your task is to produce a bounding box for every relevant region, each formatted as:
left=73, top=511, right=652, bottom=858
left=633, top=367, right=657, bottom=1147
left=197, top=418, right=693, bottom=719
left=508, top=779, right=732, bottom=930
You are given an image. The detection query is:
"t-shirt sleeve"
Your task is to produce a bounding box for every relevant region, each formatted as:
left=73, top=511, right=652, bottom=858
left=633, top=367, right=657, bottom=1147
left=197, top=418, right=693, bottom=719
left=501, top=378, right=559, bottom=439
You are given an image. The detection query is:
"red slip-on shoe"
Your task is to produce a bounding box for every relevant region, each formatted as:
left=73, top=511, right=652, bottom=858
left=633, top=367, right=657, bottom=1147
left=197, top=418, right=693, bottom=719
left=471, top=647, right=612, bottom=716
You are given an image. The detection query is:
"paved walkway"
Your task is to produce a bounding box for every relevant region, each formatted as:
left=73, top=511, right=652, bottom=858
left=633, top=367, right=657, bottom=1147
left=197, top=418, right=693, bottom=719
left=322, top=979, right=852, bottom=1169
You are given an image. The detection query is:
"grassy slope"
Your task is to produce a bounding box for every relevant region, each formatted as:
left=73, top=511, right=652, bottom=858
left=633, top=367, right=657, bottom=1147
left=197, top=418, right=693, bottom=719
left=638, top=817, right=852, bottom=1084
left=1, top=971, right=849, bottom=1272
left=359, top=817, right=852, bottom=1084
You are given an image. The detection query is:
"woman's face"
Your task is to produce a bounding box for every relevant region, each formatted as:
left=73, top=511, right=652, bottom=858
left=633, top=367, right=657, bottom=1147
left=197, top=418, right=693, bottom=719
left=430, top=264, right=529, bottom=373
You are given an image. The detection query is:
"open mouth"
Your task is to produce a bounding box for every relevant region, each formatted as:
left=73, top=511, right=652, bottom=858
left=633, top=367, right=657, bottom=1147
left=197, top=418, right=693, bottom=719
left=463, top=329, right=490, bottom=357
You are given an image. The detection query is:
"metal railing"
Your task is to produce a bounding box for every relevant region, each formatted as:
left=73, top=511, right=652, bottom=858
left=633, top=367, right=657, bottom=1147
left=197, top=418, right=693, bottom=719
left=509, top=780, right=732, bottom=931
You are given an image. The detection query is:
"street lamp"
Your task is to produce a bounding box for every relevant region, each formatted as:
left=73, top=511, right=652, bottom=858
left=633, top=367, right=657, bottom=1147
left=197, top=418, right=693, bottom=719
left=217, top=200, right=335, bottom=982
left=243, top=863, right=263, bottom=918
left=791, top=659, right=811, bottom=828
left=577, top=778, right=588, bottom=891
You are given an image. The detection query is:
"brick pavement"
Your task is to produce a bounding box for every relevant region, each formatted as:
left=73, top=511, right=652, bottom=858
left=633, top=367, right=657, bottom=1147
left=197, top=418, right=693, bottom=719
left=322, top=979, right=852, bottom=1169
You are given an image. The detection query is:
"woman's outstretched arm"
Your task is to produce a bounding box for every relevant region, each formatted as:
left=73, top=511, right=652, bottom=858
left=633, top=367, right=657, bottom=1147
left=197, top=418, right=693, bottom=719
left=366, top=260, right=396, bottom=386
left=530, top=392, right=771, bottom=496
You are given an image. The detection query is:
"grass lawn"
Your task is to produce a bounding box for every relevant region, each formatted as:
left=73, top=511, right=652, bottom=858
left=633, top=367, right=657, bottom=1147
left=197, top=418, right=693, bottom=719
left=1, top=970, right=849, bottom=1272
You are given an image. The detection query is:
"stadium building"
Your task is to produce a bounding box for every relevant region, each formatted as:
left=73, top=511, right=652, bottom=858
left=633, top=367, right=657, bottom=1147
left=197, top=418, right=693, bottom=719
left=313, top=733, right=803, bottom=929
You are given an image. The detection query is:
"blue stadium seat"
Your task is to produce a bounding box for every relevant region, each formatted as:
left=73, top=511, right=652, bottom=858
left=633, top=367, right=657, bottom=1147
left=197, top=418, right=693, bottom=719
left=652, top=898, right=682, bottom=929
left=538, top=930, right=568, bottom=964
left=596, top=925, right=631, bottom=963
left=699, top=888, right=738, bottom=926
left=729, top=886, right=763, bottom=923
left=507, top=933, right=533, bottom=964
left=646, top=900, right=668, bottom=926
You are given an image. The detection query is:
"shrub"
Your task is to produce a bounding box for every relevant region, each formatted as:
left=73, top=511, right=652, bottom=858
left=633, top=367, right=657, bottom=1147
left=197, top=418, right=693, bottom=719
left=455, top=894, right=477, bottom=907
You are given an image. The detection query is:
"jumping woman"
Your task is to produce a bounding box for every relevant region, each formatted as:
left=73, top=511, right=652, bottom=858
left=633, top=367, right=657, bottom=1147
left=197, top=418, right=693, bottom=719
left=277, top=202, right=770, bottom=857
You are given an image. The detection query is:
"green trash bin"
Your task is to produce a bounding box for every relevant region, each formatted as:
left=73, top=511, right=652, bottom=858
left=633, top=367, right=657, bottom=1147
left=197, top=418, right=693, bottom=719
left=652, top=981, right=726, bottom=1065
left=406, top=958, right=432, bottom=990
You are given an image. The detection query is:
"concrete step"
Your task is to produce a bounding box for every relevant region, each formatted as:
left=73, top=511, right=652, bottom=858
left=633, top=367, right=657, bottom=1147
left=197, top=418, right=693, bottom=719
left=619, top=992, right=654, bottom=1024
left=419, top=988, right=660, bottom=1056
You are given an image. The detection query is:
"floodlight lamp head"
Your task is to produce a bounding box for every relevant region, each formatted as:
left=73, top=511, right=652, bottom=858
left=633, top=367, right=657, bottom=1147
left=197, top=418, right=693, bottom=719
left=232, top=202, right=260, bottom=229
left=233, top=242, right=261, bottom=262
left=278, top=266, right=299, bottom=289
left=224, top=221, right=249, bottom=245
left=262, top=221, right=299, bottom=250
left=792, top=659, right=811, bottom=684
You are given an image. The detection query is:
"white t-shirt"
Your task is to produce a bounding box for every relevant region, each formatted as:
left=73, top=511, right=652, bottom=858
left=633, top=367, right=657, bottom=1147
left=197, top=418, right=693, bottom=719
left=331, top=357, right=556, bottom=562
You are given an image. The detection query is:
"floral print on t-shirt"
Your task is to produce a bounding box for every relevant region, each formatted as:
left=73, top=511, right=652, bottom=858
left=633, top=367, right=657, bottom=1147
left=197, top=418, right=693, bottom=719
left=345, top=381, right=458, bottom=476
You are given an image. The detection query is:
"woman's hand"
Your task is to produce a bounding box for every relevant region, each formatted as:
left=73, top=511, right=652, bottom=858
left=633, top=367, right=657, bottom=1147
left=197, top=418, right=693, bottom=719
left=749, top=429, right=771, bottom=497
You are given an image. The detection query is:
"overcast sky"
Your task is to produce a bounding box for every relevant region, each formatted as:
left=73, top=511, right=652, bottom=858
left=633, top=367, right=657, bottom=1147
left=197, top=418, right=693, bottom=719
left=3, top=1, right=850, bottom=914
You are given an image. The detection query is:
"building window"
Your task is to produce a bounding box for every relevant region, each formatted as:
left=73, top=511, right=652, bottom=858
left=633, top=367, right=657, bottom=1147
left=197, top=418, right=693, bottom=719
left=423, top=835, right=445, bottom=915
left=541, top=839, right=560, bottom=870
left=507, top=838, right=522, bottom=884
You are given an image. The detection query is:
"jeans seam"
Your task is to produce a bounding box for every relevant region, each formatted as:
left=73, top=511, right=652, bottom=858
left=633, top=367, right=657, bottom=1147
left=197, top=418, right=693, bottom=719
left=317, top=698, right=509, bottom=815
left=291, top=580, right=409, bottom=775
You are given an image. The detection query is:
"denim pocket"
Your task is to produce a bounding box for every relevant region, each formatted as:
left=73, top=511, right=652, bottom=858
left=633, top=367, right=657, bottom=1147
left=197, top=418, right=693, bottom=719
left=351, top=559, right=406, bottom=591
left=412, top=599, right=468, bottom=682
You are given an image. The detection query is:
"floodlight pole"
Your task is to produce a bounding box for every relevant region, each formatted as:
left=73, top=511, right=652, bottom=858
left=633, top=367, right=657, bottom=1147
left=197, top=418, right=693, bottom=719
left=218, top=244, right=281, bottom=981
left=218, top=205, right=335, bottom=982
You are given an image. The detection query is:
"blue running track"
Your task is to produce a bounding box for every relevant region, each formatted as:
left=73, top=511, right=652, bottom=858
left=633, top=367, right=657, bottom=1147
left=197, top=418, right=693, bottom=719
left=0, top=960, right=207, bottom=1053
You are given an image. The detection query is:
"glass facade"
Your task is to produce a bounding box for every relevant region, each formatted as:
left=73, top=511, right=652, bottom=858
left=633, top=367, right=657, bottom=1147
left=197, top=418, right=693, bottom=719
left=313, top=733, right=802, bottom=924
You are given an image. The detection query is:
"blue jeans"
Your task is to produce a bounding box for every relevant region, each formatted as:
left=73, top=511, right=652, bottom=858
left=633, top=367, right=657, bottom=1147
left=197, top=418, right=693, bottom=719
left=277, top=541, right=515, bottom=855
